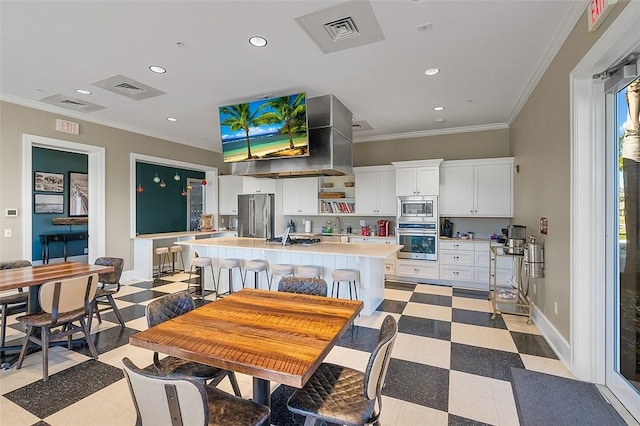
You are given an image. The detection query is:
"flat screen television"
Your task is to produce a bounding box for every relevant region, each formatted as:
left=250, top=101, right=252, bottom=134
left=219, top=92, right=309, bottom=163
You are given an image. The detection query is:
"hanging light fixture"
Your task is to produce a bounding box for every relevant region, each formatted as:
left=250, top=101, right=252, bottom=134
left=136, top=184, right=144, bottom=193
left=153, top=173, right=160, bottom=183
left=186, top=184, right=192, bottom=190
left=201, top=180, right=207, bottom=185
left=159, top=179, right=167, bottom=188
left=174, top=172, right=181, bottom=181
left=181, top=188, right=187, bottom=196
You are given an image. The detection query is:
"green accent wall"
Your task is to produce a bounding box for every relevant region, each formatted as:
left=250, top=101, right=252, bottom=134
left=136, top=162, right=205, bottom=235
left=32, top=147, right=88, bottom=261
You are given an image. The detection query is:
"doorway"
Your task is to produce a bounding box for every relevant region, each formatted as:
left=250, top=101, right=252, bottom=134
left=21, top=134, right=106, bottom=263
left=606, top=74, right=640, bottom=418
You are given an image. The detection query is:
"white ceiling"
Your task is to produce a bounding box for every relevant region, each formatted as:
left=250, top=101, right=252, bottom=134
left=0, top=0, right=586, bottom=153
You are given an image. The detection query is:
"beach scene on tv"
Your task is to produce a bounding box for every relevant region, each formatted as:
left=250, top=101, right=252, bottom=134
left=219, top=93, right=309, bottom=163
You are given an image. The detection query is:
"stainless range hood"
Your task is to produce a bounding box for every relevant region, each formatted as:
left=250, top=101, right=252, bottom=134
left=231, top=94, right=353, bottom=178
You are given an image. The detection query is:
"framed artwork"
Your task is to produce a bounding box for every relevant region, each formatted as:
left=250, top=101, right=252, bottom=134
left=34, top=194, right=64, bottom=214
left=68, top=172, right=88, bottom=216
left=34, top=171, right=64, bottom=192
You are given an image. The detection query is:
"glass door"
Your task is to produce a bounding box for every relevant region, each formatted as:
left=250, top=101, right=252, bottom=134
left=186, top=178, right=204, bottom=231
left=606, top=75, right=640, bottom=420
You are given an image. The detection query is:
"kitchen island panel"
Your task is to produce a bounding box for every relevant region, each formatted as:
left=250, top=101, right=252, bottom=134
left=179, top=238, right=397, bottom=315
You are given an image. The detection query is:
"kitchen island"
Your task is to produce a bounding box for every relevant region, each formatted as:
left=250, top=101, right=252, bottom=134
left=179, top=237, right=402, bottom=315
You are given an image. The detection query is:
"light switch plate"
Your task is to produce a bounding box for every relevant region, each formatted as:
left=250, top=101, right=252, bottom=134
left=4, top=229, right=12, bottom=238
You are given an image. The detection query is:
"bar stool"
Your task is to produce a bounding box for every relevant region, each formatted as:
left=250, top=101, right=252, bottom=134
left=269, top=264, right=294, bottom=290
left=331, top=269, right=360, bottom=301
left=243, top=259, right=270, bottom=290
left=153, top=247, right=170, bottom=278
left=297, top=265, right=322, bottom=278
left=169, top=245, right=185, bottom=273
left=187, top=254, right=215, bottom=301
left=217, top=259, right=243, bottom=296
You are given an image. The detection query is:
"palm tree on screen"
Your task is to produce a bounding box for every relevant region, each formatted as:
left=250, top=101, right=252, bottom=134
left=220, top=103, right=262, bottom=159
left=259, top=94, right=307, bottom=149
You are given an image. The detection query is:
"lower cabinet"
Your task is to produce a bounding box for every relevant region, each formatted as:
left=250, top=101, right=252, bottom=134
left=396, top=259, right=439, bottom=280
left=437, top=240, right=514, bottom=288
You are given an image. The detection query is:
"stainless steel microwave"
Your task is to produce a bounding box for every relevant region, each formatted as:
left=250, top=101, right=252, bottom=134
left=397, top=196, right=438, bottom=222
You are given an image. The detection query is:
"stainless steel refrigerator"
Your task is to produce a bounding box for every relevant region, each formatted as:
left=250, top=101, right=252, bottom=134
left=238, top=193, right=275, bottom=239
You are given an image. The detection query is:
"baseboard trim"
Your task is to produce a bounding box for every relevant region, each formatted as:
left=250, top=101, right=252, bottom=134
left=532, top=304, right=572, bottom=371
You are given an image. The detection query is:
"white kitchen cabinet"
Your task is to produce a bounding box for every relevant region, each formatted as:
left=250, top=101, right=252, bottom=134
left=439, top=240, right=475, bottom=282
left=396, top=259, right=439, bottom=280
left=439, top=157, right=513, bottom=217
left=218, top=175, right=244, bottom=215
left=350, top=236, right=397, bottom=276
left=354, top=166, right=396, bottom=215
left=242, top=177, right=276, bottom=194
left=392, top=159, right=443, bottom=197
left=282, top=177, right=318, bottom=215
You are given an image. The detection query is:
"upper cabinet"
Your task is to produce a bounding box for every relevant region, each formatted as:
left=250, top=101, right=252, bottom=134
left=242, top=177, right=276, bottom=194
left=392, top=159, right=443, bottom=196
left=354, top=166, right=396, bottom=215
left=282, top=177, right=318, bottom=215
left=218, top=175, right=244, bottom=215
left=439, top=157, right=513, bottom=217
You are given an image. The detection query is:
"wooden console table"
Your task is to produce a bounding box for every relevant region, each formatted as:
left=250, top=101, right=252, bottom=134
left=39, top=232, right=89, bottom=264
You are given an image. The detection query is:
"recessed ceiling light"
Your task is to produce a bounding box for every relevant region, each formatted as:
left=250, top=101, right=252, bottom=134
left=249, top=36, right=268, bottom=47
left=167, top=117, right=178, bottom=122
left=436, top=118, right=446, bottom=122
left=424, top=68, right=440, bottom=76
left=149, top=65, right=167, bottom=74
left=433, top=106, right=445, bottom=111
left=75, top=89, right=92, bottom=95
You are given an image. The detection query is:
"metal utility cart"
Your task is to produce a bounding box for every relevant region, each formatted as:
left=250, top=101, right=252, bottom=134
left=489, top=245, right=532, bottom=323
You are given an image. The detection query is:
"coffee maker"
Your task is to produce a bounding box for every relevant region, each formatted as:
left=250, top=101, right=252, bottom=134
left=377, top=220, right=390, bottom=237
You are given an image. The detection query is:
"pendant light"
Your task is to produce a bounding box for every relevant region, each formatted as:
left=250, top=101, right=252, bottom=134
left=174, top=172, right=181, bottom=181
left=136, top=184, right=144, bottom=193
left=153, top=173, right=160, bottom=184
left=159, top=179, right=167, bottom=188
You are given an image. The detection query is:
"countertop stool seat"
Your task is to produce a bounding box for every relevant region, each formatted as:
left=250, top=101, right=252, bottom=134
left=297, top=265, right=322, bottom=278
left=269, top=264, right=294, bottom=290
left=153, top=247, right=170, bottom=278
left=331, top=269, right=360, bottom=301
left=187, top=255, right=215, bottom=301
left=243, top=259, right=270, bottom=290
left=168, top=245, right=185, bottom=273
left=217, top=258, right=243, bottom=296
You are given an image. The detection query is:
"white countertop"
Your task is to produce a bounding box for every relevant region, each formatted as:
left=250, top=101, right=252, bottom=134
left=179, top=237, right=402, bottom=258
left=135, top=230, right=229, bottom=240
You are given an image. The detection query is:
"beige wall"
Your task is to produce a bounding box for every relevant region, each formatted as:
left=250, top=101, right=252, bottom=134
left=510, top=5, right=627, bottom=340
left=0, top=101, right=225, bottom=269
left=353, top=128, right=510, bottom=166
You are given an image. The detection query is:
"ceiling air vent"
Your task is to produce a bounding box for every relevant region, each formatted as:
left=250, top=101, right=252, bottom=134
left=295, top=0, right=384, bottom=54
left=92, top=74, right=166, bottom=100
left=352, top=120, right=373, bottom=131
left=325, top=17, right=360, bottom=41
left=39, top=94, right=105, bottom=113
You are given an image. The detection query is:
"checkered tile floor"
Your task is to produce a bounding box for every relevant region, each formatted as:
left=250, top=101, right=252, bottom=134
left=1, top=274, right=573, bottom=425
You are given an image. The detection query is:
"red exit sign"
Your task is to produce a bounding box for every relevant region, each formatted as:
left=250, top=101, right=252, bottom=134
left=588, top=0, right=617, bottom=32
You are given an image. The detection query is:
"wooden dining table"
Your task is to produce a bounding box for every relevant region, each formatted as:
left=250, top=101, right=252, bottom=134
left=0, top=261, right=114, bottom=314
left=129, top=289, right=363, bottom=413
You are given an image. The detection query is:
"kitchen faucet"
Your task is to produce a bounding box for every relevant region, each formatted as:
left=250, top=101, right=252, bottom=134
left=335, top=217, right=342, bottom=234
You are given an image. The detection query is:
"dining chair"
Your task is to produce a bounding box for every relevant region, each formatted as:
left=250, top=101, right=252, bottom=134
left=145, top=290, right=242, bottom=397
left=90, top=257, right=125, bottom=329
left=287, top=315, right=398, bottom=426
left=122, top=357, right=270, bottom=426
left=0, top=260, right=32, bottom=350
left=16, top=273, right=99, bottom=381
left=277, top=276, right=328, bottom=297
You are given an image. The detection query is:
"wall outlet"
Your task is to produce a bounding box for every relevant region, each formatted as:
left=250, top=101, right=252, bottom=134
left=4, top=228, right=12, bottom=238
left=84, top=248, right=88, bottom=254
left=553, top=301, right=558, bottom=315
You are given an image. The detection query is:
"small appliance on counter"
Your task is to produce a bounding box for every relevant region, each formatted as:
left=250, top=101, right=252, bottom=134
left=441, top=219, right=453, bottom=238
left=377, top=220, right=390, bottom=237
left=505, top=225, right=526, bottom=254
